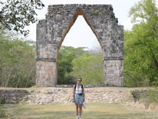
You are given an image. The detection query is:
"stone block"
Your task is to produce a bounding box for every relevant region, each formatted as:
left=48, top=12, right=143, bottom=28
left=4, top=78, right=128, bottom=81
left=36, top=61, right=57, bottom=86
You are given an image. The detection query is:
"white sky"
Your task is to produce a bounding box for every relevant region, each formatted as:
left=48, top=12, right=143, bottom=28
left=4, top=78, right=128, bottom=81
left=26, top=0, right=158, bottom=49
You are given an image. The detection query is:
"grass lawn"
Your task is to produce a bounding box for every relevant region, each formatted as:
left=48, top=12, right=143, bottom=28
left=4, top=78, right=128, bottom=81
left=0, top=103, right=158, bottom=119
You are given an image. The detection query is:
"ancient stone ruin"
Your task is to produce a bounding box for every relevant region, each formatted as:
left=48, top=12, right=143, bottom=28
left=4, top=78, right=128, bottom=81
left=36, top=4, right=124, bottom=87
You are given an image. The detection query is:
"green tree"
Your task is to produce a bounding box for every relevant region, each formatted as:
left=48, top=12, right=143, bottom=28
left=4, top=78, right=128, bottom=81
left=124, top=0, right=158, bottom=86
left=57, top=46, right=103, bottom=85
left=0, top=0, right=44, bottom=35
left=70, top=50, right=103, bottom=85
left=57, top=46, right=85, bottom=84
left=0, top=30, right=36, bottom=87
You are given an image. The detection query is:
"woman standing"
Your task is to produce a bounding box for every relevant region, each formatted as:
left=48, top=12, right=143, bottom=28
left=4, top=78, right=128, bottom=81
left=73, top=78, right=85, bottom=119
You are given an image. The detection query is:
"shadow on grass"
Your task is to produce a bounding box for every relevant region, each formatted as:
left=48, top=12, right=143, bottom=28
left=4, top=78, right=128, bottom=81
left=28, top=112, right=158, bottom=119
left=84, top=111, right=158, bottom=119
left=13, top=110, right=158, bottom=119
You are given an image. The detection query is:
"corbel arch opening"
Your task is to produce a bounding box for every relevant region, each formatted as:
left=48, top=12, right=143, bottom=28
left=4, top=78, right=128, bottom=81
left=58, top=8, right=102, bottom=49
left=57, top=9, right=104, bottom=85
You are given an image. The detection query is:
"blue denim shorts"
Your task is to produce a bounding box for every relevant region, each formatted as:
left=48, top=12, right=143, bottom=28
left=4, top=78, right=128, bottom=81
left=74, top=94, right=84, bottom=104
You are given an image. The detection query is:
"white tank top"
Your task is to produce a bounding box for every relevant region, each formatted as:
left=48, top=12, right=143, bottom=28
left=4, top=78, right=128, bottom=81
left=75, top=84, right=83, bottom=94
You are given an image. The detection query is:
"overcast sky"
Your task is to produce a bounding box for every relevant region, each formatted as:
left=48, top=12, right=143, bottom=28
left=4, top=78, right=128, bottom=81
left=26, top=0, right=158, bottom=49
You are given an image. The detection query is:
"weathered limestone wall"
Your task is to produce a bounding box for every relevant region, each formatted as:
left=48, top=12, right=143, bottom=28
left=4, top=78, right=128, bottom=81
left=1, top=88, right=158, bottom=112
left=0, top=87, right=132, bottom=105
left=36, top=61, right=57, bottom=86
left=104, top=60, right=123, bottom=86
left=0, top=89, right=29, bottom=104
left=36, top=4, right=124, bottom=87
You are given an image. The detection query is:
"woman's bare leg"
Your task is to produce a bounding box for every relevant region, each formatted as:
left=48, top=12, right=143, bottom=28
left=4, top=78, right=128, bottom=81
left=79, top=104, right=82, bottom=116
left=76, top=104, right=79, bottom=116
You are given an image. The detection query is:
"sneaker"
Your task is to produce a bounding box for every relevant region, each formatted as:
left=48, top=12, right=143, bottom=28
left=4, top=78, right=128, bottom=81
left=78, top=116, right=81, bottom=119
left=76, top=116, right=79, bottom=119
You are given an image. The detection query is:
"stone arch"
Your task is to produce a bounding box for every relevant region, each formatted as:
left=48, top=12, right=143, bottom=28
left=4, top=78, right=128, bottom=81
left=58, top=8, right=102, bottom=49
left=36, top=4, right=124, bottom=87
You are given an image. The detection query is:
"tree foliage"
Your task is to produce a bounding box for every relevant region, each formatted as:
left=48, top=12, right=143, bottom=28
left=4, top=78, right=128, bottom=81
left=0, top=0, right=44, bottom=35
left=70, top=51, right=103, bottom=85
left=57, top=46, right=87, bottom=84
left=124, top=0, right=158, bottom=86
left=57, top=46, right=103, bottom=85
left=0, top=30, right=36, bottom=87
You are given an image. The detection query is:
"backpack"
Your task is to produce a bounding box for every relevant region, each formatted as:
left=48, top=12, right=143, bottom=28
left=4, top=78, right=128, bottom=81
left=74, top=84, right=83, bottom=89
left=74, top=84, right=84, bottom=95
